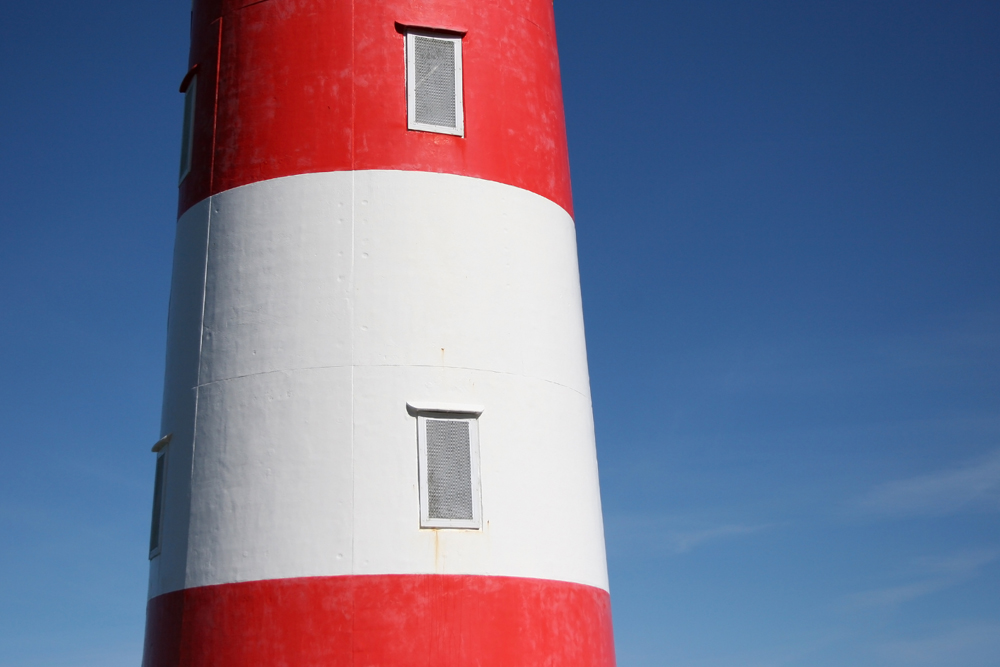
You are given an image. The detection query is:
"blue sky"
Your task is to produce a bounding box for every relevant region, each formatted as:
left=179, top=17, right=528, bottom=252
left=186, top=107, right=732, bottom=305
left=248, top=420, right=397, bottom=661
left=1, top=1, right=997, bottom=665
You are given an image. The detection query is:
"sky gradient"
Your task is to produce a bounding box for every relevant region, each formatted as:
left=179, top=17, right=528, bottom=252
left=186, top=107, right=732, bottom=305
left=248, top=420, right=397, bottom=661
left=0, top=1, right=997, bottom=665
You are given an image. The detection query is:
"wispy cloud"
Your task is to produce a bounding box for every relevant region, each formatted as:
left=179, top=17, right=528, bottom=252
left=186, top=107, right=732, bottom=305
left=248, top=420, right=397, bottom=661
left=854, top=449, right=1000, bottom=518
left=669, top=523, right=771, bottom=554
left=843, top=549, right=1000, bottom=610
left=845, top=578, right=954, bottom=608
left=875, top=621, right=1000, bottom=667
left=605, top=515, right=773, bottom=556
left=911, top=549, right=1000, bottom=577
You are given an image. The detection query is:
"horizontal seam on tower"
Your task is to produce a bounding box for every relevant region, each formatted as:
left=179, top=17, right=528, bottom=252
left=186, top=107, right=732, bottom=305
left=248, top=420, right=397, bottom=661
left=193, top=364, right=589, bottom=399
left=178, top=168, right=574, bottom=222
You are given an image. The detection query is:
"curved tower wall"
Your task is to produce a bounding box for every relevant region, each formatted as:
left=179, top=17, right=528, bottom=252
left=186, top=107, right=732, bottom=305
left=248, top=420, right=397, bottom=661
left=143, top=1, right=615, bottom=665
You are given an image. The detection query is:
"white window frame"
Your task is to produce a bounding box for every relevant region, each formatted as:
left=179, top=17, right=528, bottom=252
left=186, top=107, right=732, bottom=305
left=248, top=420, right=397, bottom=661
left=407, top=402, right=483, bottom=529
left=178, top=75, right=197, bottom=184
left=406, top=30, right=464, bottom=137
left=149, top=433, right=172, bottom=559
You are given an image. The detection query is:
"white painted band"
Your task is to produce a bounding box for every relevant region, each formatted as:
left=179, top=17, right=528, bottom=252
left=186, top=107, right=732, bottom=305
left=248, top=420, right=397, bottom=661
left=149, top=170, right=608, bottom=599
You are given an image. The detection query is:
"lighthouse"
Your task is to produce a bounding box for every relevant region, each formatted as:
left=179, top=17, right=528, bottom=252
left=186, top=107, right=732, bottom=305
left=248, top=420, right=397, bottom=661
left=142, top=0, right=615, bottom=664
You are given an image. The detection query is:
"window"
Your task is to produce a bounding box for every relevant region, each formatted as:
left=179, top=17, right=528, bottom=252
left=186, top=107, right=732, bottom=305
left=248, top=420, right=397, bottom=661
left=408, top=403, right=482, bottom=529
left=178, top=74, right=197, bottom=183
left=406, top=31, right=464, bottom=136
left=149, top=434, right=171, bottom=559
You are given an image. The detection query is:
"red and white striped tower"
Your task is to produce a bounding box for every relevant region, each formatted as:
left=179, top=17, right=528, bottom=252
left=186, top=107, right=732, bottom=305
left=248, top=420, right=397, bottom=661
left=142, top=1, right=615, bottom=664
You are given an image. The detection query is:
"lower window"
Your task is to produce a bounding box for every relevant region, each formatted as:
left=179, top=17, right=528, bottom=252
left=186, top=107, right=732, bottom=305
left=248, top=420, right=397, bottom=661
left=414, top=408, right=482, bottom=529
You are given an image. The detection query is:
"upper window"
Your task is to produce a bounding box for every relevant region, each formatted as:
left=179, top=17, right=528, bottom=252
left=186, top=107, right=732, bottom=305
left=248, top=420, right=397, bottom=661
left=408, top=403, right=482, bottom=529
left=178, top=75, right=197, bottom=183
left=406, top=31, right=464, bottom=136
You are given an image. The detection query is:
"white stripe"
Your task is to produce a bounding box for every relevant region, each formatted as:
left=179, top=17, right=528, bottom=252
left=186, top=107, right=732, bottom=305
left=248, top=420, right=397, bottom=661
left=150, top=171, right=608, bottom=597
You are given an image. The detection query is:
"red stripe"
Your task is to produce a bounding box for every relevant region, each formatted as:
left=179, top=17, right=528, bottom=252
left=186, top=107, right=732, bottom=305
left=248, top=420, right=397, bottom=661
left=180, top=0, right=573, bottom=218
left=142, top=574, right=615, bottom=667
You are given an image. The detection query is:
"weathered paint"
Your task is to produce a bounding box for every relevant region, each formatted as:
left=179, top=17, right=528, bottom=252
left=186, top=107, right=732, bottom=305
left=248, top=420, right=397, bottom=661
left=151, top=171, right=607, bottom=600
left=179, top=0, right=573, bottom=218
left=143, top=575, right=615, bottom=667
left=147, top=0, right=613, bottom=664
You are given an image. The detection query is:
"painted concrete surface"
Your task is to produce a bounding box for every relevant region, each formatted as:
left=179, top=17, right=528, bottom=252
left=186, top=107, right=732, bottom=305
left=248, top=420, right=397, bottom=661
left=150, top=170, right=608, bottom=599
left=142, top=575, right=615, bottom=667
left=180, top=0, right=572, bottom=217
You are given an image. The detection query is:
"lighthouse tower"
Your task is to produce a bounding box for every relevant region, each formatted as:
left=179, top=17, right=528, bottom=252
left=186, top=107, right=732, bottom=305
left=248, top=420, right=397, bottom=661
left=142, top=0, right=614, bottom=664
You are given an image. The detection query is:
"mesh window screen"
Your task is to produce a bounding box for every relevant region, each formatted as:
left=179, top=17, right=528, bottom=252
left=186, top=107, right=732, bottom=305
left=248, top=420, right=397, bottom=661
left=425, top=419, right=474, bottom=521
left=149, top=455, right=165, bottom=554
left=413, top=36, right=457, bottom=128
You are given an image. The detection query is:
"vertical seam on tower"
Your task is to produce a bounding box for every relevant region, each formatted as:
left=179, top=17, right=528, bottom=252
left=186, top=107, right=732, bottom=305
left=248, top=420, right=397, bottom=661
left=186, top=197, right=213, bottom=587
left=349, top=0, right=357, bottom=583
left=181, top=12, right=221, bottom=593
left=209, top=17, right=223, bottom=193
left=349, top=0, right=358, bottom=658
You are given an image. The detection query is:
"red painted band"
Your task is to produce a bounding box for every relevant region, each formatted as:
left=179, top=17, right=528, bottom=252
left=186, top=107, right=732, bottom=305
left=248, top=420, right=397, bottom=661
left=142, top=574, right=615, bottom=667
left=180, top=0, right=573, bottom=218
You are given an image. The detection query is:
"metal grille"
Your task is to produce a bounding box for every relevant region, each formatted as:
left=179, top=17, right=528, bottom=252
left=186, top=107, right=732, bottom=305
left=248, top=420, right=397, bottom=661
left=425, top=419, right=473, bottom=520
left=413, top=36, right=457, bottom=128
